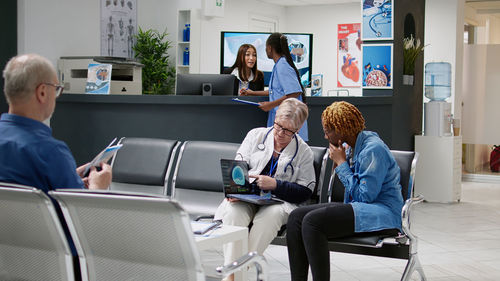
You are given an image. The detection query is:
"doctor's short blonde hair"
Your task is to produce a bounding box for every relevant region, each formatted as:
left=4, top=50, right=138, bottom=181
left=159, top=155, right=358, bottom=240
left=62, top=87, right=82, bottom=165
left=275, top=98, right=308, bottom=131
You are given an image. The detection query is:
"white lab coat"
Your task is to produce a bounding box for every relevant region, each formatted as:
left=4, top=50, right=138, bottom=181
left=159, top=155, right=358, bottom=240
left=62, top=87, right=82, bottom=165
left=215, top=127, right=315, bottom=264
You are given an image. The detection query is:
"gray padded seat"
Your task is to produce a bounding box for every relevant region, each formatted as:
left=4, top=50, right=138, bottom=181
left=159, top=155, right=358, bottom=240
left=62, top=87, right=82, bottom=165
left=49, top=189, right=268, bottom=281
left=171, top=141, right=240, bottom=218
left=110, top=138, right=179, bottom=196
left=0, top=183, right=75, bottom=281
left=309, top=146, right=329, bottom=202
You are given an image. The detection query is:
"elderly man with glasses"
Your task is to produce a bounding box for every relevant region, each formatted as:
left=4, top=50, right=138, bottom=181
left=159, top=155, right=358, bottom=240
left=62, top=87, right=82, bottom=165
left=0, top=53, right=113, bottom=279
left=214, top=98, right=315, bottom=281
left=0, top=53, right=112, bottom=192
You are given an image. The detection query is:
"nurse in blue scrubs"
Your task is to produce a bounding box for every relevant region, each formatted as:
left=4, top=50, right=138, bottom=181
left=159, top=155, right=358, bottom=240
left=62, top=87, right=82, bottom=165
left=241, top=32, right=308, bottom=141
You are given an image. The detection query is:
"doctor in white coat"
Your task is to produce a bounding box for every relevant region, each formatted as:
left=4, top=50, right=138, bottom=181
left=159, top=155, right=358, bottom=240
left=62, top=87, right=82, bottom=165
left=215, top=98, right=315, bottom=281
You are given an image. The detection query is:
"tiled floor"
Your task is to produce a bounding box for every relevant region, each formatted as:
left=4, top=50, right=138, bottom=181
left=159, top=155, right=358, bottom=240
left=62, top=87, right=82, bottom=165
left=201, top=180, right=500, bottom=280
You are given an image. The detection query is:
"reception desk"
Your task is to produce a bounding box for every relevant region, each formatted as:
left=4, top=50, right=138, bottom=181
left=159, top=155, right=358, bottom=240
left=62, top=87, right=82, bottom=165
left=50, top=94, right=395, bottom=165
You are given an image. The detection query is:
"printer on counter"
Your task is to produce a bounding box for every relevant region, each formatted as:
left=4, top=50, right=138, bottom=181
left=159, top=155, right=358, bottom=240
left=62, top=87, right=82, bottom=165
left=57, top=56, right=143, bottom=95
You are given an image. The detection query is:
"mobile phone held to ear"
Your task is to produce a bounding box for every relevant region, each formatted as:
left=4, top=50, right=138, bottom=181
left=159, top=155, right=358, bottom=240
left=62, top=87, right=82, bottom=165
left=83, top=137, right=122, bottom=177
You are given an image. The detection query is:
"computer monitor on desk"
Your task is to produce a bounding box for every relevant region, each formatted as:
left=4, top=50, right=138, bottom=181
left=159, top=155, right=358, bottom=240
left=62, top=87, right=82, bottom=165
left=176, top=74, right=238, bottom=96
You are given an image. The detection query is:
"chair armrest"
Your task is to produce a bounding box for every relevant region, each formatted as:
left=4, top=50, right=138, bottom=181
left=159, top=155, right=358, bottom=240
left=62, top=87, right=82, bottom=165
left=214, top=251, right=268, bottom=281
left=401, top=195, right=424, bottom=245
left=194, top=215, right=215, bottom=221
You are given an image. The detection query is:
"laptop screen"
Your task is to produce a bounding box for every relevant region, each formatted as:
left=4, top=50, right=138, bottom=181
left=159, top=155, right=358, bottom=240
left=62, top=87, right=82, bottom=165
left=220, top=159, right=253, bottom=196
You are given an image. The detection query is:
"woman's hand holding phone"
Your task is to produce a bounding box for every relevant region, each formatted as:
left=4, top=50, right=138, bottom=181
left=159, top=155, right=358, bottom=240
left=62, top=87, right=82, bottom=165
left=329, top=140, right=347, bottom=166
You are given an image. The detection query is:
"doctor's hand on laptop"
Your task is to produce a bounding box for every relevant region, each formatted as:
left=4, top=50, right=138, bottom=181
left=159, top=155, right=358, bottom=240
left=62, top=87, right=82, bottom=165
left=249, top=175, right=277, bottom=191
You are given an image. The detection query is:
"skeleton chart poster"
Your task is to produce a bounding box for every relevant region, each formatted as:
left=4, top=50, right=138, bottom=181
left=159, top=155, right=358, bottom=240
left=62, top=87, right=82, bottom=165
left=100, top=0, right=137, bottom=58
left=337, top=23, right=361, bottom=88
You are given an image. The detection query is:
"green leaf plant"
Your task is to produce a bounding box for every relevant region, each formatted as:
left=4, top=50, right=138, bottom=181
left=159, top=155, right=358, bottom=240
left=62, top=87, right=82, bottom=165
left=403, top=34, right=427, bottom=76
left=133, top=28, right=176, bottom=95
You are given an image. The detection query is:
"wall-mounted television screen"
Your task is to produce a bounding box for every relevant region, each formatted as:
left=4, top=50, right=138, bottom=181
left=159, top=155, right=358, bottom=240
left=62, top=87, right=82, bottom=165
left=220, top=32, right=313, bottom=87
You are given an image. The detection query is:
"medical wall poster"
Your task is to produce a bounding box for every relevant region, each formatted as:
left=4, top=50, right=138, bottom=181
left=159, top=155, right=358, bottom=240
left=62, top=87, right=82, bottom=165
left=311, top=74, right=323, bottom=96
left=361, top=0, right=393, bottom=41
left=100, top=0, right=137, bottom=59
left=337, top=23, right=361, bottom=88
left=86, top=64, right=112, bottom=94
left=362, top=44, right=392, bottom=89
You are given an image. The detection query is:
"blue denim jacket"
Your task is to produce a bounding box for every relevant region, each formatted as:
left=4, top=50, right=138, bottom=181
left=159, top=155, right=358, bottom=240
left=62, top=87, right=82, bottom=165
left=335, top=131, right=404, bottom=232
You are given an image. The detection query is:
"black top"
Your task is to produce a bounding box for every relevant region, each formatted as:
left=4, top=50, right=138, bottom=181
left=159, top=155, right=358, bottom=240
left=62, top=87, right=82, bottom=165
left=258, top=155, right=312, bottom=204
left=223, top=68, right=264, bottom=91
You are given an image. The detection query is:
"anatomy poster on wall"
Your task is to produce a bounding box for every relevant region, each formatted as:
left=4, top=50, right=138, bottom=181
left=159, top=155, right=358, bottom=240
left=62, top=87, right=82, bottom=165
left=100, top=0, right=137, bottom=59
left=361, top=0, right=393, bottom=40
left=362, top=44, right=392, bottom=89
left=337, top=23, right=361, bottom=88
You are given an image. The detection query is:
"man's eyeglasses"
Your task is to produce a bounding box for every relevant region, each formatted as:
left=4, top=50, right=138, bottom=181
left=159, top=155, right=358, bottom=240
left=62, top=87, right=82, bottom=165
left=273, top=122, right=296, bottom=136
left=43, top=83, right=64, bottom=97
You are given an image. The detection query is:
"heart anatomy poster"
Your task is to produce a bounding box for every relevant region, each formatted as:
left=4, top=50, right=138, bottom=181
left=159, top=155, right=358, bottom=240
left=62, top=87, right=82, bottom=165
left=337, top=23, right=362, bottom=88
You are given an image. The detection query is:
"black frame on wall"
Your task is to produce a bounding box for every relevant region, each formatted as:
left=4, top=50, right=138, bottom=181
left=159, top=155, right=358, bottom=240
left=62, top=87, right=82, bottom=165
left=0, top=0, right=17, bottom=113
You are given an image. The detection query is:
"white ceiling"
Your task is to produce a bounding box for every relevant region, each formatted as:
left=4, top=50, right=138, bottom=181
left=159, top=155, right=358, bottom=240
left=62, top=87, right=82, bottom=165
left=260, top=0, right=500, bottom=16
left=466, top=0, right=500, bottom=15
left=258, top=0, right=357, bottom=6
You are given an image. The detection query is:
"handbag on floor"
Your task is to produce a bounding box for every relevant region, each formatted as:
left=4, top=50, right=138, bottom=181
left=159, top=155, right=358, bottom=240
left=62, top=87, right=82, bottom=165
left=490, top=145, right=500, bottom=172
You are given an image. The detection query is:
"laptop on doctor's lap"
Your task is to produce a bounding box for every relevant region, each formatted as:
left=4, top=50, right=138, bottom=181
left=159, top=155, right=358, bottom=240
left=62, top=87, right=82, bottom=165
left=220, top=159, right=283, bottom=206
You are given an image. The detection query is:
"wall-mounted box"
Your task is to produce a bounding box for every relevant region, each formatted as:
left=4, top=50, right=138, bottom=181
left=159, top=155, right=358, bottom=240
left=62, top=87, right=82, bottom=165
left=57, top=56, right=143, bottom=95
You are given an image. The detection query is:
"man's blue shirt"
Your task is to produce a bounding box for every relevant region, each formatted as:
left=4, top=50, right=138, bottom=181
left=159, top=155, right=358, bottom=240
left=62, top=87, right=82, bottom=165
left=0, top=113, right=85, bottom=256
left=0, top=113, right=84, bottom=191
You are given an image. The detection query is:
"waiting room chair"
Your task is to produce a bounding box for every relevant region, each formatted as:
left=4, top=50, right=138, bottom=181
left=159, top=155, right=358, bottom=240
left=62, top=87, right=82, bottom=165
left=271, top=146, right=329, bottom=245
left=307, top=146, right=330, bottom=203
left=109, top=137, right=180, bottom=196
left=326, top=150, right=426, bottom=281
left=0, top=182, right=75, bottom=281
left=49, top=189, right=268, bottom=281
left=171, top=140, right=241, bottom=218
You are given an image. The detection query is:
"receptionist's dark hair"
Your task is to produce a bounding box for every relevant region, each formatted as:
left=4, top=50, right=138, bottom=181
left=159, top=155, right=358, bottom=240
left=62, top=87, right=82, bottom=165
left=228, top=44, right=263, bottom=83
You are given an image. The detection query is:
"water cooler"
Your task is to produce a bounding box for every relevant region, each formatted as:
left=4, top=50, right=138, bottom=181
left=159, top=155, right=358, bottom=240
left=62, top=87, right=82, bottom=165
left=424, top=62, right=453, bottom=136
left=415, top=62, right=461, bottom=203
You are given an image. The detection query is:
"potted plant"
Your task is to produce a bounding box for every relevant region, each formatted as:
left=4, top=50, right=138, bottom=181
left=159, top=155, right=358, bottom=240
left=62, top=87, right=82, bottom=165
left=403, top=34, right=426, bottom=85
left=133, top=28, right=176, bottom=95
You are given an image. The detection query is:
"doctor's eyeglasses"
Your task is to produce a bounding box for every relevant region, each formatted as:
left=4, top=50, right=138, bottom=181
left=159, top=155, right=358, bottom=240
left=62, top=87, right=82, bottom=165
left=273, top=122, right=296, bottom=136
left=42, top=83, right=64, bottom=97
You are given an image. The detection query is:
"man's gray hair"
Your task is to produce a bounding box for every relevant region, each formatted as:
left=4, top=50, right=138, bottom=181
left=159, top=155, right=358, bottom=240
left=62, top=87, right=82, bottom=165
left=2, top=54, right=56, bottom=104
left=275, top=98, right=309, bottom=131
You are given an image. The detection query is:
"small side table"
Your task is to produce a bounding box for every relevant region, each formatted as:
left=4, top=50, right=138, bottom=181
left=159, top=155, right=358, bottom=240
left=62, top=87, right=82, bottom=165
left=195, top=225, right=248, bottom=281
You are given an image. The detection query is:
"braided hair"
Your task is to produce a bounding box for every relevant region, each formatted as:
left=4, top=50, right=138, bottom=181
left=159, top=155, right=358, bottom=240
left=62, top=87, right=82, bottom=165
left=321, top=101, right=365, bottom=138
left=266, top=32, right=306, bottom=102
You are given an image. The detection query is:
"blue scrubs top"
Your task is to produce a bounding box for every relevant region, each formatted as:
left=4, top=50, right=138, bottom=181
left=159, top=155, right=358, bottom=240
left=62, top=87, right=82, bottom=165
left=268, top=57, right=308, bottom=141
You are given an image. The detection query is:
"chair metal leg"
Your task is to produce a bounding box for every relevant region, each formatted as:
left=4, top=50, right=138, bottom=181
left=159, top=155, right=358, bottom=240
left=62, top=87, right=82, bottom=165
left=401, top=253, right=426, bottom=281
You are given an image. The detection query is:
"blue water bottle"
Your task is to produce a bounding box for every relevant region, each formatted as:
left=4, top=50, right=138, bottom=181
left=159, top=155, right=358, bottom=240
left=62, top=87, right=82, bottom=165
left=425, top=62, right=451, bottom=101
left=186, top=24, right=190, bottom=42
left=183, top=47, right=189, bottom=66
left=183, top=24, right=187, bottom=42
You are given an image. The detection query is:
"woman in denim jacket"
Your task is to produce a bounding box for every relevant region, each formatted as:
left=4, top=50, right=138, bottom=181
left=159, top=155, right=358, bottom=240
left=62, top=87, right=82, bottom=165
left=286, top=101, right=404, bottom=281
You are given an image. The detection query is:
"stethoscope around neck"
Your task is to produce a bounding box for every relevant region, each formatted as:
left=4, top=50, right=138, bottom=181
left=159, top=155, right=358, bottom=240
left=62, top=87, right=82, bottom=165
left=257, top=127, right=298, bottom=175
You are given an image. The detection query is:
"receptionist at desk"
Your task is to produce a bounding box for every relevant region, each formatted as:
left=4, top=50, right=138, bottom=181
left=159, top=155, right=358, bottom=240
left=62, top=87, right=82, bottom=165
left=223, top=43, right=264, bottom=94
